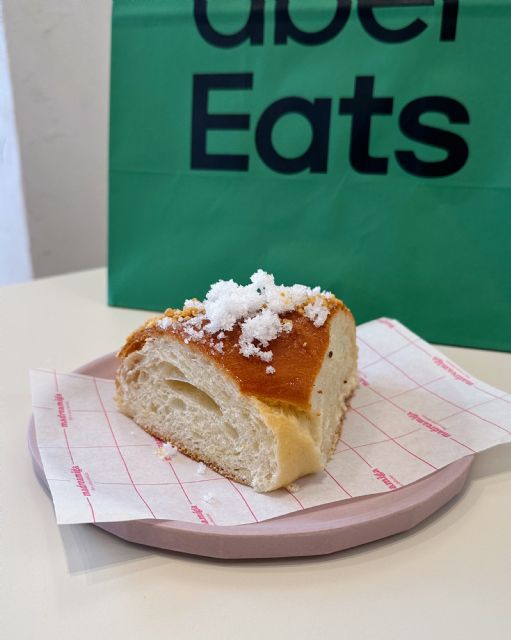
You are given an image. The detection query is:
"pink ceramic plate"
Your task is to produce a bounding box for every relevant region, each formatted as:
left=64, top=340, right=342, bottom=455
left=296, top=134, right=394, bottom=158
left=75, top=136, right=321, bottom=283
left=28, top=353, right=473, bottom=560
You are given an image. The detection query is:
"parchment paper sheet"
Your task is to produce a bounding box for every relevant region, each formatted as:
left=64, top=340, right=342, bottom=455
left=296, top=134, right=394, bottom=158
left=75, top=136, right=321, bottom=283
left=30, top=319, right=511, bottom=526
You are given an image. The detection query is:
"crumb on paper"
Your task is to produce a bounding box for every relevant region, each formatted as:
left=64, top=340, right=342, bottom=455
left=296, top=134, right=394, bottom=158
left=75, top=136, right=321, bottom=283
left=156, top=442, right=178, bottom=460
left=286, top=483, right=300, bottom=493
left=202, top=492, right=215, bottom=504
left=196, top=462, right=207, bottom=475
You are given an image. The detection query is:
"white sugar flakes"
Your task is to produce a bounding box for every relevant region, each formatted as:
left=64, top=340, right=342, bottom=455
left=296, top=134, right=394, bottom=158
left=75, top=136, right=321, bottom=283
left=258, top=350, right=273, bottom=363
left=282, top=319, right=293, bottom=333
left=165, top=269, right=335, bottom=361
left=238, top=307, right=282, bottom=362
left=304, top=297, right=330, bottom=328
left=158, top=317, right=173, bottom=330
left=203, top=278, right=262, bottom=334
left=183, top=298, right=205, bottom=312
left=184, top=323, right=205, bottom=342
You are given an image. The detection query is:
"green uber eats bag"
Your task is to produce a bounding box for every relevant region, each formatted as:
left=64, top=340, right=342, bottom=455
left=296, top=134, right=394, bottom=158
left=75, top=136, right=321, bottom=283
left=108, top=0, right=511, bottom=351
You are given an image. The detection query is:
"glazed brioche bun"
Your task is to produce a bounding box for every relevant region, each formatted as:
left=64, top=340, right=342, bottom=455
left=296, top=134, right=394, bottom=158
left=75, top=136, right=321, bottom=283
left=116, top=272, right=357, bottom=492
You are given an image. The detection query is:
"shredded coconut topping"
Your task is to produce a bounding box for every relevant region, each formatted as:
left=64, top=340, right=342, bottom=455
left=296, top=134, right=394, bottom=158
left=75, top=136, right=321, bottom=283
left=183, top=322, right=205, bottom=342
left=158, top=317, right=172, bottom=330
left=265, top=366, right=276, bottom=375
left=158, top=269, right=337, bottom=364
left=304, top=296, right=330, bottom=328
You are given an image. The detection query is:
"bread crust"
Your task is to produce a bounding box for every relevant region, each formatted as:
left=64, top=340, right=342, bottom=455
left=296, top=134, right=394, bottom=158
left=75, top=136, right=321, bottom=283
left=117, top=301, right=354, bottom=411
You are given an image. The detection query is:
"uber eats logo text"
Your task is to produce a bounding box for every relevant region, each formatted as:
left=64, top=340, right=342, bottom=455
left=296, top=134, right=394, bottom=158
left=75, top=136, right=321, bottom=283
left=191, top=0, right=468, bottom=177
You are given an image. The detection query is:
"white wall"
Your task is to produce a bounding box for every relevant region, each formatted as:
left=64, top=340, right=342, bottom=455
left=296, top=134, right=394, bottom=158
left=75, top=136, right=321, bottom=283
left=3, top=0, right=111, bottom=278
left=0, top=4, right=32, bottom=286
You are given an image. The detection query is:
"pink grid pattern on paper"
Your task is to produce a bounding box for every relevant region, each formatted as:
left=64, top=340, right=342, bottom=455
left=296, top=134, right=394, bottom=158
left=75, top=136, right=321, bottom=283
left=30, top=318, right=511, bottom=526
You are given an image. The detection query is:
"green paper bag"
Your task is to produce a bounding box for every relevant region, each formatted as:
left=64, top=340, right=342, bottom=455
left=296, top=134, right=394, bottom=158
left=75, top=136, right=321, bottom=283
left=108, top=0, right=511, bottom=351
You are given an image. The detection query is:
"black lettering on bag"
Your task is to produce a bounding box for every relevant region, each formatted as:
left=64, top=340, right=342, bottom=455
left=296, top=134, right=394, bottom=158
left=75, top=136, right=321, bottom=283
left=395, top=97, right=469, bottom=177
left=193, top=0, right=264, bottom=48
left=191, top=73, right=253, bottom=171
left=440, top=0, right=459, bottom=41
left=274, top=0, right=351, bottom=45
left=358, top=0, right=432, bottom=43
left=255, top=98, right=332, bottom=173
left=339, top=76, right=393, bottom=174
left=358, top=0, right=458, bottom=43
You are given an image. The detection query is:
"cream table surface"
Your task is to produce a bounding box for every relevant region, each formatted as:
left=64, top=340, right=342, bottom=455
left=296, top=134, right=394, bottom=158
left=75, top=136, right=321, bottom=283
left=1, top=268, right=510, bottom=640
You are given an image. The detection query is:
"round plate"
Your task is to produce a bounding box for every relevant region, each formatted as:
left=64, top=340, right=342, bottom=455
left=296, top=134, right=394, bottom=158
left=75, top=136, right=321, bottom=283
left=28, top=353, right=474, bottom=560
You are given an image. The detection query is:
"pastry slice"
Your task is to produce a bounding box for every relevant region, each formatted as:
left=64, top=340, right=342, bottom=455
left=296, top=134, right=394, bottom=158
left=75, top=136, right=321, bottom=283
left=116, top=270, right=357, bottom=492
